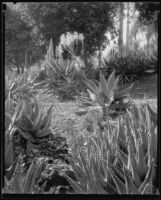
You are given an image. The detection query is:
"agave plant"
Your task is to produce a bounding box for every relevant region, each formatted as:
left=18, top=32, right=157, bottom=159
left=40, top=38, right=83, bottom=100
left=3, top=155, right=55, bottom=194
left=66, top=102, right=158, bottom=194
left=77, top=71, right=133, bottom=119
left=5, top=97, right=53, bottom=172
left=5, top=70, right=35, bottom=105
left=9, top=97, right=53, bottom=143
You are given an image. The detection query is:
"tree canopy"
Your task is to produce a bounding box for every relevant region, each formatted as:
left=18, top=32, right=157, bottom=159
left=17, top=2, right=119, bottom=58
left=4, top=2, right=159, bottom=72
left=135, top=2, right=160, bottom=25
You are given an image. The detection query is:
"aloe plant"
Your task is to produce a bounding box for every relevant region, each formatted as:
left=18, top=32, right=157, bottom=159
left=3, top=155, right=52, bottom=194
left=77, top=71, right=133, bottom=119
left=67, top=102, right=158, bottom=194
left=9, top=98, right=53, bottom=143
left=5, top=70, right=35, bottom=106
left=39, top=38, right=83, bottom=100
left=5, top=97, right=53, bottom=171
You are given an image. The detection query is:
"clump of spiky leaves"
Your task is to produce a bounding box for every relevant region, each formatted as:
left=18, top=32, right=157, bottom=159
left=5, top=70, right=35, bottom=104
left=77, top=71, right=133, bottom=120
left=5, top=97, right=53, bottom=171
left=9, top=97, right=53, bottom=143
left=5, top=70, right=36, bottom=132
left=3, top=154, right=56, bottom=194
left=66, top=102, right=158, bottom=194
left=38, top=38, right=83, bottom=100
left=102, top=52, right=150, bottom=84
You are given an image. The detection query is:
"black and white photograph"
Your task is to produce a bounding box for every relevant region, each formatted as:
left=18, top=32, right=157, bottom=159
left=2, top=2, right=159, bottom=196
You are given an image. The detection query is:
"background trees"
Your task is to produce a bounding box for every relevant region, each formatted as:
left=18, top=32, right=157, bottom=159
left=5, top=4, right=33, bottom=74
left=4, top=2, right=159, bottom=73
left=20, top=2, right=118, bottom=65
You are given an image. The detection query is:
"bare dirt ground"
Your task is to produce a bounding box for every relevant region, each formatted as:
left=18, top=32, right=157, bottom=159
left=37, top=74, right=158, bottom=136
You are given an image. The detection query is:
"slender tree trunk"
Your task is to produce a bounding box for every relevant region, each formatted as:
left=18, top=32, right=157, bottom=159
left=119, top=2, right=124, bottom=57
left=126, top=2, right=130, bottom=54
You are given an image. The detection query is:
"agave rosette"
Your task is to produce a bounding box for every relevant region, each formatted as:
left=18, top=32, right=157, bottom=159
left=81, top=71, right=133, bottom=116
left=83, top=70, right=116, bottom=108
left=9, top=98, right=53, bottom=143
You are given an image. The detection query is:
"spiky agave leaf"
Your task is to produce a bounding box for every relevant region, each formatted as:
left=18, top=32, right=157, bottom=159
left=99, top=73, right=109, bottom=97
left=146, top=103, right=157, bottom=126
left=127, top=138, right=142, bottom=187
left=29, top=158, right=47, bottom=193
left=139, top=159, right=155, bottom=193
left=48, top=38, right=54, bottom=62
left=35, top=104, right=53, bottom=137
left=87, top=89, right=96, bottom=102
left=108, top=168, right=126, bottom=194
left=5, top=154, right=24, bottom=193
left=135, top=138, right=147, bottom=178
left=69, top=158, right=87, bottom=187
left=29, top=107, right=45, bottom=134
left=104, top=70, right=115, bottom=103
left=77, top=150, right=99, bottom=193
left=137, top=104, right=147, bottom=128
left=10, top=100, right=24, bottom=137
left=30, top=98, right=39, bottom=123
left=141, top=182, right=153, bottom=194
left=123, top=165, right=139, bottom=194
left=84, top=80, right=99, bottom=94
left=117, top=116, right=126, bottom=141
left=89, top=157, right=108, bottom=194
left=65, top=174, right=86, bottom=194
left=115, top=146, right=128, bottom=167
left=5, top=113, right=12, bottom=130
left=147, top=130, right=157, bottom=168
left=5, top=132, right=14, bottom=170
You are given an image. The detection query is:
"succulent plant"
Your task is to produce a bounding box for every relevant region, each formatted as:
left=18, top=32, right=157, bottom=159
left=9, top=97, right=53, bottom=143
left=39, top=38, right=83, bottom=100
left=5, top=97, right=53, bottom=172
left=3, top=155, right=50, bottom=194
left=66, top=102, right=158, bottom=194
left=77, top=71, right=133, bottom=119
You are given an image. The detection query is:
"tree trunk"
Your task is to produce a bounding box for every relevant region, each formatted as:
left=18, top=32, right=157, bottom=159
left=126, top=2, right=130, bottom=54
left=119, top=2, right=124, bottom=57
